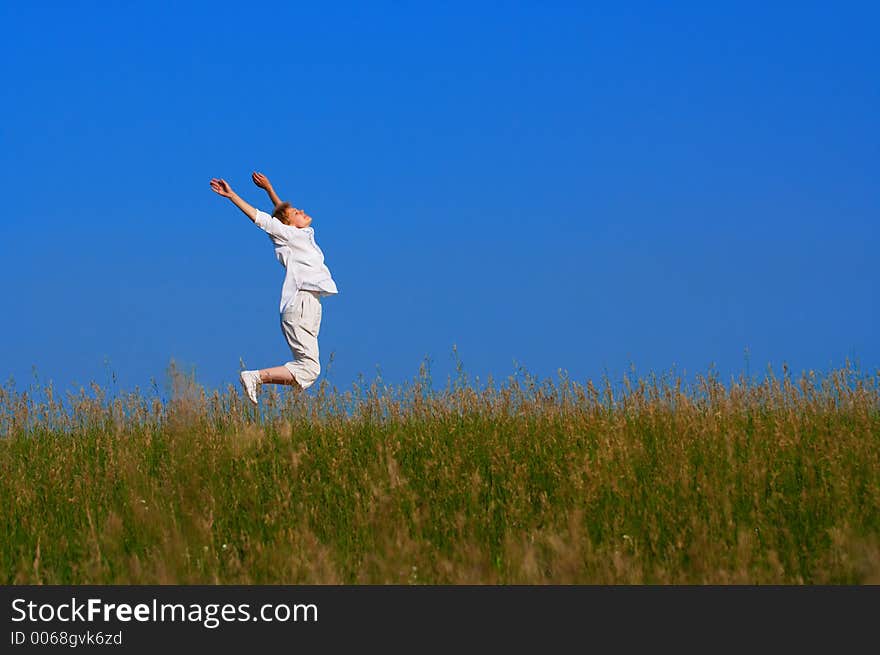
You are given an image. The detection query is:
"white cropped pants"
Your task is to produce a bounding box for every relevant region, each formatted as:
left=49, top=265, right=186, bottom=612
left=280, top=290, right=323, bottom=390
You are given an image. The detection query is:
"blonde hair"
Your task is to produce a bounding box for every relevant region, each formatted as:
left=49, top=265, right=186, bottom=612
left=272, top=202, right=292, bottom=220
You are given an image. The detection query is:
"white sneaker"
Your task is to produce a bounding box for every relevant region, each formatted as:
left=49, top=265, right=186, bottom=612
left=239, top=370, right=261, bottom=405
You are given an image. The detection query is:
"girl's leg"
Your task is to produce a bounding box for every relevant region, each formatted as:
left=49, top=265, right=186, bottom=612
left=259, top=366, right=300, bottom=387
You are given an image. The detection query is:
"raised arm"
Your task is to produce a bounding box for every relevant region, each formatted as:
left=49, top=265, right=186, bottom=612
left=209, top=178, right=258, bottom=222
left=252, top=172, right=283, bottom=208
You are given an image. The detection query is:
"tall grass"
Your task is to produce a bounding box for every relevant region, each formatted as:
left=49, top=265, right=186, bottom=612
left=1, top=361, right=878, bottom=584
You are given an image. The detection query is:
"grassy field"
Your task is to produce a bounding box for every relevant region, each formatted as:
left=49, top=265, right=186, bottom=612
left=1, top=362, right=878, bottom=584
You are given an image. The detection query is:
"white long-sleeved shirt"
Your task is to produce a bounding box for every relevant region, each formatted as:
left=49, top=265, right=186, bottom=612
left=254, top=210, right=338, bottom=314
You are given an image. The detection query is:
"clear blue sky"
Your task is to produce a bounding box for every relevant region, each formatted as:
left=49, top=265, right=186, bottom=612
left=1, top=1, right=877, bottom=395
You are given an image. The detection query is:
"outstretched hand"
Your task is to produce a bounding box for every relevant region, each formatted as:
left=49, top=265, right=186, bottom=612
left=210, top=178, right=235, bottom=197
left=252, top=171, right=272, bottom=190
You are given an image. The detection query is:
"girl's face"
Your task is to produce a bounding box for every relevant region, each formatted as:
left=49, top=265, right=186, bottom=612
left=283, top=206, right=312, bottom=228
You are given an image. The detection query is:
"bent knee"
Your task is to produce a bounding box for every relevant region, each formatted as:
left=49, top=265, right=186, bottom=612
left=285, top=361, right=320, bottom=390
left=304, top=362, right=321, bottom=388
